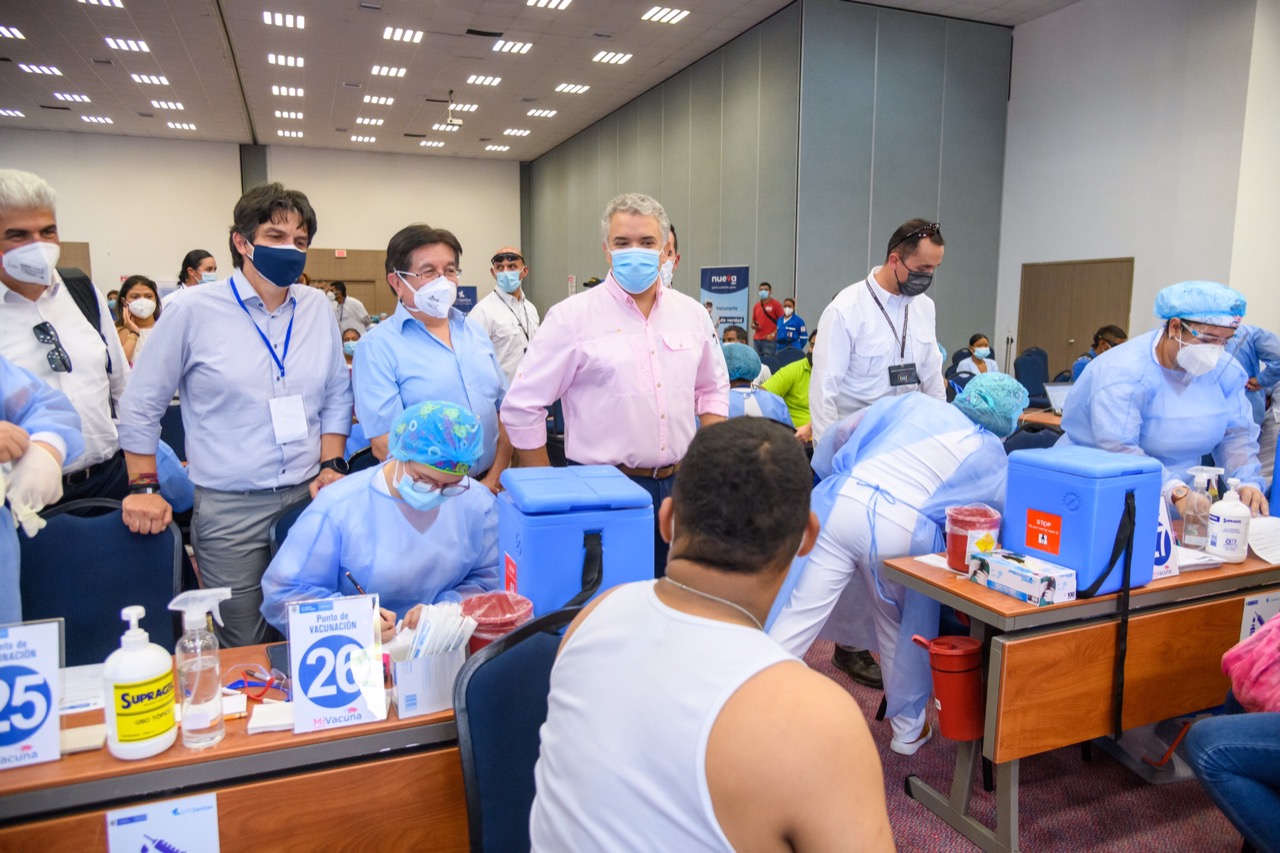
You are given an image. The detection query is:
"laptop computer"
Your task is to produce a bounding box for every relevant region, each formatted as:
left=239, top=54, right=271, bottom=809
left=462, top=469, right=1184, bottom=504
left=1044, top=382, right=1073, bottom=416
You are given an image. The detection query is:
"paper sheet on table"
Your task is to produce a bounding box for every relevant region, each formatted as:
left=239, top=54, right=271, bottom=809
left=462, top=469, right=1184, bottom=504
left=60, top=664, right=104, bottom=715
left=1247, top=516, right=1280, bottom=564
left=915, top=553, right=953, bottom=570
left=247, top=701, right=294, bottom=734
left=1175, top=547, right=1223, bottom=571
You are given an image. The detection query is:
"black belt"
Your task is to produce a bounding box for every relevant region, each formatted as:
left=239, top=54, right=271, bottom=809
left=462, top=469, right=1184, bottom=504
left=62, top=451, right=120, bottom=486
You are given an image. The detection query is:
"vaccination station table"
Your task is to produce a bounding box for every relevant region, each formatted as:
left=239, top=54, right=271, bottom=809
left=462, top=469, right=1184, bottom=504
left=882, top=551, right=1280, bottom=853
left=0, top=645, right=469, bottom=851
left=1017, top=409, right=1062, bottom=430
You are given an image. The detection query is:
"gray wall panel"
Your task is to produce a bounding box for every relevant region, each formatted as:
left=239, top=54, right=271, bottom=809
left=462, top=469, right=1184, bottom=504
left=616, top=101, right=641, bottom=196
left=634, top=88, right=666, bottom=202
left=688, top=52, right=726, bottom=295
left=661, top=70, right=693, bottom=292
left=721, top=31, right=762, bottom=278
left=757, top=3, right=801, bottom=301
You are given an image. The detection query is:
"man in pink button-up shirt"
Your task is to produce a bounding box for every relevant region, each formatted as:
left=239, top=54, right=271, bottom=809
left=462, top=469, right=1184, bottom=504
left=501, top=193, right=729, bottom=576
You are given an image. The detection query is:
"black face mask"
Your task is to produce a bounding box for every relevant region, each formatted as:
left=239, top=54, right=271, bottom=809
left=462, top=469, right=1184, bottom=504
left=895, top=261, right=934, bottom=297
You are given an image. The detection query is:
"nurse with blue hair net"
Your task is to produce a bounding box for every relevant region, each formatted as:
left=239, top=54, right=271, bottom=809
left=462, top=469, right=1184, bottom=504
left=723, top=343, right=793, bottom=426
left=767, top=373, right=1027, bottom=755
left=261, top=401, right=500, bottom=641
left=1059, top=281, right=1269, bottom=517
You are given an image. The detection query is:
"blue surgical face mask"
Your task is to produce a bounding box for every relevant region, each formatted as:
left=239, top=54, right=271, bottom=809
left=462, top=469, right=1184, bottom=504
left=342, top=341, right=358, bottom=357
left=395, top=461, right=453, bottom=512
left=973, top=347, right=991, bottom=359
left=200, top=272, right=219, bottom=284
left=248, top=242, right=308, bottom=288
left=495, top=269, right=522, bottom=294
left=759, top=290, right=770, bottom=301
left=108, top=299, right=118, bottom=310
left=610, top=248, right=661, bottom=294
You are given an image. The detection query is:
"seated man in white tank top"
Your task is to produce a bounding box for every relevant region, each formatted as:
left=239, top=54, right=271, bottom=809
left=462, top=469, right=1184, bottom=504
left=531, top=418, right=894, bottom=852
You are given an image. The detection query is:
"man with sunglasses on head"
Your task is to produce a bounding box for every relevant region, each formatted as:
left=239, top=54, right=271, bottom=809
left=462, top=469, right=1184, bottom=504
left=0, top=169, right=130, bottom=505
left=808, top=218, right=946, bottom=690
left=354, top=225, right=511, bottom=496
left=469, top=247, right=541, bottom=384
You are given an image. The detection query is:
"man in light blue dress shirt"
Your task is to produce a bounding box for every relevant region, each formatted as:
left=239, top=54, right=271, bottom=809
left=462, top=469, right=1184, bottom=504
left=354, top=224, right=510, bottom=493
left=117, top=184, right=353, bottom=647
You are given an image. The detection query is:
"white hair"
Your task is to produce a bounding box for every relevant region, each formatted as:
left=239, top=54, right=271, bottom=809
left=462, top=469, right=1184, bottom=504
left=0, top=169, right=57, bottom=215
left=600, top=192, right=671, bottom=245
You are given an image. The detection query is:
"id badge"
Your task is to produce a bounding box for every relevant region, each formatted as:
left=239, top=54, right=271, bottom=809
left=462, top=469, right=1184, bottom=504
left=269, top=394, right=309, bottom=445
left=888, top=363, right=919, bottom=387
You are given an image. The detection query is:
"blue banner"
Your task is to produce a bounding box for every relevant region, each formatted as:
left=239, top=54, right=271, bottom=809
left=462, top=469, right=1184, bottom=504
left=455, top=286, right=478, bottom=314
left=700, top=265, right=750, bottom=342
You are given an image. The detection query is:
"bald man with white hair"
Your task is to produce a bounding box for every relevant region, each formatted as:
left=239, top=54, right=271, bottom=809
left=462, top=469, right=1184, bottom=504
left=468, top=245, right=540, bottom=383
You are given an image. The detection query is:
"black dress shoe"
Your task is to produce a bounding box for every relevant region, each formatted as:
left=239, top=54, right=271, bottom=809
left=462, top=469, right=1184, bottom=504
left=831, top=645, right=883, bottom=689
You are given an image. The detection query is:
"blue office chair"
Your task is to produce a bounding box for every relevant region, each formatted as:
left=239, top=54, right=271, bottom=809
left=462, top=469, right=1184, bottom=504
left=774, top=346, right=806, bottom=368
left=951, top=348, right=971, bottom=369
left=1003, top=426, right=1061, bottom=454
left=19, top=499, right=182, bottom=666
left=1052, top=368, right=1074, bottom=383
left=268, top=497, right=312, bottom=557
left=347, top=446, right=380, bottom=473
left=159, top=401, right=186, bottom=462
left=1014, top=351, right=1049, bottom=408
left=946, top=370, right=975, bottom=403
left=454, top=606, right=582, bottom=853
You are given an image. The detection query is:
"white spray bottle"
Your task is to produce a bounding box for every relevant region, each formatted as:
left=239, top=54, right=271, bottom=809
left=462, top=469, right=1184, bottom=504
left=1206, top=478, right=1252, bottom=564
left=168, top=588, right=231, bottom=749
left=1182, top=466, right=1223, bottom=549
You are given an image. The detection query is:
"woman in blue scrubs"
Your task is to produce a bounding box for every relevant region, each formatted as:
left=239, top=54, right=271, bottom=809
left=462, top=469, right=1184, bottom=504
left=261, top=400, right=500, bottom=640
left=1059, top=281, right=1268, bottom=517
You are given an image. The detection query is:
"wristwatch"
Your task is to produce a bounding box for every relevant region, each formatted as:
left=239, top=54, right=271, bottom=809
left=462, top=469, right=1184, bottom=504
left=319, top=457, right=350, bottom=475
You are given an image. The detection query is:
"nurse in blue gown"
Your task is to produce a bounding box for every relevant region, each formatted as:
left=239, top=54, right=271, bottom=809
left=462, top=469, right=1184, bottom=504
left=1058, top=281, right=1268, bottom=518
left=261, top=400, right=500, bottom=640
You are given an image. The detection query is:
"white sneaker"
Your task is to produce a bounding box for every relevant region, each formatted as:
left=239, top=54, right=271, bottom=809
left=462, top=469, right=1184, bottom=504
left=890, top=723, right=933, bottom=756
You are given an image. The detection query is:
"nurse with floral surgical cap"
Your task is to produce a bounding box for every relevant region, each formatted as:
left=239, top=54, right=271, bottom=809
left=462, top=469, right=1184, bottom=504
left=767, top=372, right=1026, bottom=756
left=1059, top=281, right=1268, bottom=517
left=261, top=401, right=501, bottom=641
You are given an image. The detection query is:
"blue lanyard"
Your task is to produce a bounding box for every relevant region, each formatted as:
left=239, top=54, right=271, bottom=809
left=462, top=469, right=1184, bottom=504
left=231, top=279, right=294, bottom=379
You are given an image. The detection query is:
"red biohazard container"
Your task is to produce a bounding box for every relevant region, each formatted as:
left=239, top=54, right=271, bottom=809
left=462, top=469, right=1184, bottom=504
left=912, top=634, right=984, bottom=741
left=461, top=591, right=534, bottom=655
left=944, top=504, right=1002, bottom=571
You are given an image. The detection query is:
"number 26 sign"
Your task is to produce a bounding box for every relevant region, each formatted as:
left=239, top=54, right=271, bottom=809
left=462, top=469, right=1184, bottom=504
left=287, top=596, right=386, bottom=734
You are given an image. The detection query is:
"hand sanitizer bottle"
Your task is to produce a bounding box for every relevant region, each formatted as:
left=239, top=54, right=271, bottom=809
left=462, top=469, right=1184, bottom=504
left=104, top=606, right=177, bottom=760
left=1206, top=478, right=1252, bottom=564
left=168, top=588, right=232, bottom=749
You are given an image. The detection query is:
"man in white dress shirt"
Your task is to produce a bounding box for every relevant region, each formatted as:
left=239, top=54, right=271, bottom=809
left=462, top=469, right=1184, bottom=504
left=808, top=218, right=946, bottom=688
left=468, top=246, right=540, bottom=384
left=330, top=281, right=371, bottom=336
left=0, top=169, right=130, bottom=504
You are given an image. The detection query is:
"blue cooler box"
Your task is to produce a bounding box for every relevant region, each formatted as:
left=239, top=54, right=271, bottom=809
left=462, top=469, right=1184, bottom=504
left=1003, top=447, right=1161, bottom=596
left=498, top=465, right=654, bottom=616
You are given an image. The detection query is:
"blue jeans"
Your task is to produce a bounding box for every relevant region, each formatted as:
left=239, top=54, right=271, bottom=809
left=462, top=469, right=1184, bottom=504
left=754, top=339, right=776, bottom=361
left=1185, top=698, right=1280, bottom=852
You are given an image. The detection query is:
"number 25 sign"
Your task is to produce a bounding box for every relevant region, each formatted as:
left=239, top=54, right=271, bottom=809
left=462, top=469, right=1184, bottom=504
left=0, top=620, right=61, bottom=770
left=287, top=596, right=386, bottom=734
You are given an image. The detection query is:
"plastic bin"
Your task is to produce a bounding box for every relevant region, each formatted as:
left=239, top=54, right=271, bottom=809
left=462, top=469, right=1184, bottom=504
left=945, top=505, right=1001, bottom=571
left=1003, top=446, right=1161, bottom=596
left=498, top=465, right=654, bottom=616
left=913, top=634, right=985, bottom=740
left=461, top=591, right=534, bottom=654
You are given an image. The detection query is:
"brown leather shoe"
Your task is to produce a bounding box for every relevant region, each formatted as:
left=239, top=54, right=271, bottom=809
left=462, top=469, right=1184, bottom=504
left=831, top=645, right=883, bottom=689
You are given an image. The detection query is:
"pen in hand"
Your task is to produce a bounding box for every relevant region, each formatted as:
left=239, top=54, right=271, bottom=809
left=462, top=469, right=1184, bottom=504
left=345, top=571, right=367, bottom=595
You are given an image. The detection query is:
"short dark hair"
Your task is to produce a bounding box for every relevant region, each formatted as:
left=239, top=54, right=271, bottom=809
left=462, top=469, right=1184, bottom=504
left=672, top=418, right=811, bottom=573
left=760, top=281, right=772, bottom=291
left=669, top=223, right=678, bottom=254
left=784, top=297, right=795, bottom=307
left=886, top=218, right=944, bottom=262
left=228, top=183, right=317, bottom=269
left=969, top=333, right=989, bottom=347
left=722, top=324, right=748, bottom=343
left=385, top=223, right=462, bottom=279
left=1094, top=325, right=1127, bottom=347
left=178, top=249, right=213, bottom=284
left=330, top=280, right=347, bottom=297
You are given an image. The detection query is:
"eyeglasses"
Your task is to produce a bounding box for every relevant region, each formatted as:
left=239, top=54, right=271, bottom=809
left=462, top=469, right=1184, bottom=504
left=396, top=266, right=461, bottom=282
left=491, top=252, right=524, bottom=265
left=32, top=322, right=72, bottom=373
left=1182, top=323, right=1233, bottom=347
left=402, top=476, right=470, bottom=498
left=224, top=663, right=291, bottom=702
left=888, top=222, right=941, bottom=254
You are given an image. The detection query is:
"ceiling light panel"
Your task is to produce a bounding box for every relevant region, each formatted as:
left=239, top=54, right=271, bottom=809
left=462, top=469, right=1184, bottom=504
left=0, top=109, right=25, bottom=118
left=451, top=103, right=478, bottom=112
left=268, top=54, right=304, bottom=67
left=527, top=108, right=557, bottom=117
left=150, top=100, right=184, bottom=110
left=467, top=75, right=501, bottom=86
left=364, top=95, right=394, bottom=105
left=419, top=140, right=444, bottom=147
left=54, top=93, right=92, bottom=103
left=275, top=110, right=302, bottom=119
left=493, top=40, right=532, bottom=54
left=642, top=7, right=691, bottom=24
left=79, top=0, right=124, bottom=6
left=503, top=128, right=530, bottom=136
left=383, top=27, right=423, bottom=43
left=485, top=144, right=510, bottom=151
left=167, top=122, right=196, bottom=130
left=350, top=135, right=376, bottom=143
left=277, top=129, right=303, bottom=137
left=263, top=11, right=305, bottom=28
left=372, top=65, right=406, bottom=77
left=81, top=115, right=114, bottom=124
left=432, top=123, right=460, bottom=132
left=593, top=51, right=632, bottom=64
left=105, top=37, right=149, bottom=52
left=0, top=26, right=24, bottom=39
left=20, top=64, right=62, bottom=76
left=272, top=85, right=303, bottom=97
left=527, top=0, right=572, bottom=8
left=356, top=117, right=383, bottom=125
left=131, top=73, right=168, bottom=85
left=555, top=83, right=589, bottom=93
